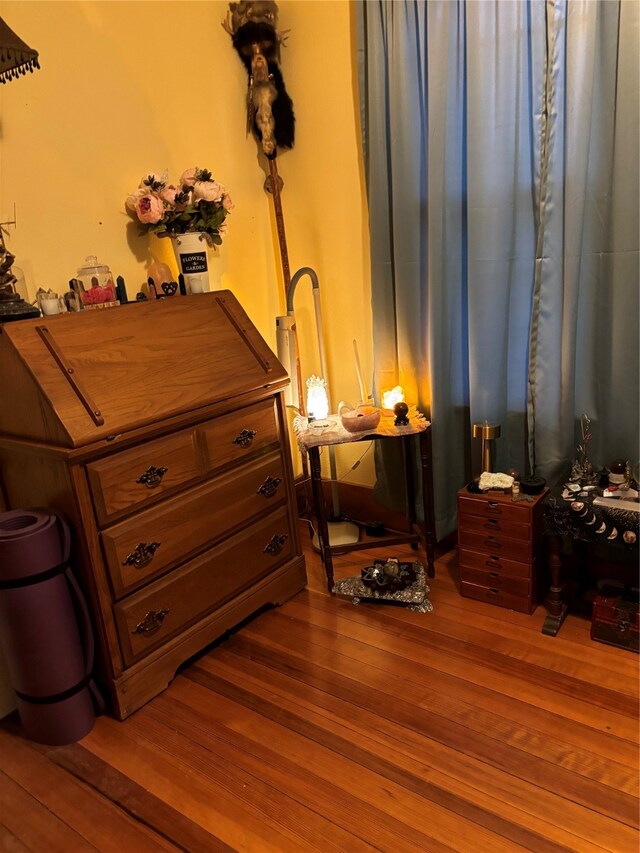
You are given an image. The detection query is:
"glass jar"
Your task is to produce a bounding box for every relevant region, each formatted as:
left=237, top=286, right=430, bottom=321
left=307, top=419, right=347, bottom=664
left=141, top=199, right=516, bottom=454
left=76, top=255, right=116, bottom=306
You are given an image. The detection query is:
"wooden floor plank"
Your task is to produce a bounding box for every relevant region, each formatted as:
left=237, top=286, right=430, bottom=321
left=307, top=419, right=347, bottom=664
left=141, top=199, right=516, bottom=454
left=295, top=588, right=639, bottom=742
left=280, top=596, right=639, bottom=767
left=175, top=659, right=636, bottom=853
left=0, top=770, right=97, bottom=853
left=208, top=646, right=639, bottom=853
left=219, top=624, right=637, bottom=827
left=81, top=717, right=314, bottom=853
left=130, top=697, right=459, bottom=853
left=0, top=728, right=181, bottom=853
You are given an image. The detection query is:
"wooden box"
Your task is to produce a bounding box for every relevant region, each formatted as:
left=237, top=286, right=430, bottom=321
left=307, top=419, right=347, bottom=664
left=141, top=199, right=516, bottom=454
left=0, top=292, right=307, bottom=718
left=591, top=595, right=639, bottom=652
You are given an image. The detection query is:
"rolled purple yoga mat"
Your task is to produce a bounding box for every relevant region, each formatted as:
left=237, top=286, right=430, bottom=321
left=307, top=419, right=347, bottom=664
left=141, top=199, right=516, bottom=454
left=0, top=508, right=100, bottom=744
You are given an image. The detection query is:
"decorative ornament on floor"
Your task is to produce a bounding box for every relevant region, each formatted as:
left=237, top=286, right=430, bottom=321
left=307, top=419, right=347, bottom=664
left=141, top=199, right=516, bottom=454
left=332, top=560, right=432, bottom=613
left=125, top=167, right=234, bottom=293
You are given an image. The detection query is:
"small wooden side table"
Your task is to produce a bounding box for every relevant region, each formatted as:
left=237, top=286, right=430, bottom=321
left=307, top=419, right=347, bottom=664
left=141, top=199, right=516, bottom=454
left=294, top=412, right=437, bottom=593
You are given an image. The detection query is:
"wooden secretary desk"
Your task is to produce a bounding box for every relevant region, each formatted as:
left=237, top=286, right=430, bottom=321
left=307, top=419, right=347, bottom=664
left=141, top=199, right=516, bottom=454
left=0, top=292, right=306, bottom=718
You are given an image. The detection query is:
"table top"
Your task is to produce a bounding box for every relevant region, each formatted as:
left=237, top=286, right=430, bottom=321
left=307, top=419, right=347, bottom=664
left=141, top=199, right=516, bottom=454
left=544, top=474, right=639, bottom=549
left=294, top=408, right=430, bottom=451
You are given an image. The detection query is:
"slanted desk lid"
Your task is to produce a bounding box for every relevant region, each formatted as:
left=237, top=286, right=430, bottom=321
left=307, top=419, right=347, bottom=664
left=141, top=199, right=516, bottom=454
left=0, top=291, right=287, bottom=447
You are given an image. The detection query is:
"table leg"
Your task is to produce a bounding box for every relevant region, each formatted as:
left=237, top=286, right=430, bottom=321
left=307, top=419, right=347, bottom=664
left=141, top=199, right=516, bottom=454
left=541, top=533, right=568, bottom=636
left=309, top=446, right=334, bottom=593
left=419, top=429, right=437, bottom=579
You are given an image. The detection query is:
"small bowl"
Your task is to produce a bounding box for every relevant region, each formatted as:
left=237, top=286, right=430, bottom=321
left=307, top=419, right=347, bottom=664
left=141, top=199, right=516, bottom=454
left=340, top=405, right=381, bottom=433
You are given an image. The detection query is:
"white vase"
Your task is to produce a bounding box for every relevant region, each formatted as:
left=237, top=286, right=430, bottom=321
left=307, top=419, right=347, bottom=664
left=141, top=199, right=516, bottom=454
left=172, top=232, right=211, bottom=294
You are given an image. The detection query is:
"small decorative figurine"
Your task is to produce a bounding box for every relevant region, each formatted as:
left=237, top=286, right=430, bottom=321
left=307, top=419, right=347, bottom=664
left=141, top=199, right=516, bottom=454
left=393, top=401, right=409, bottom=426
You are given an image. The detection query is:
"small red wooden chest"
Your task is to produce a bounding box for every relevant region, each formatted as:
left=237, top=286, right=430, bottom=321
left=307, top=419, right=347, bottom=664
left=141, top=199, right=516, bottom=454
left=591, top=595, right=639, bottom=653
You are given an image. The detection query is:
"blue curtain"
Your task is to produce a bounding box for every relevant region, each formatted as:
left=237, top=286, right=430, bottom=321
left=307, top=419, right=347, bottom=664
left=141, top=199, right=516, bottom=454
left=357, top=0, right=639, bottom=538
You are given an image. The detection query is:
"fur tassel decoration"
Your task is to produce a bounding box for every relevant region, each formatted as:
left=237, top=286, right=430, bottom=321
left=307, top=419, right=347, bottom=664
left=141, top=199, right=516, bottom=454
left=222, top=1, right=295, bottom=159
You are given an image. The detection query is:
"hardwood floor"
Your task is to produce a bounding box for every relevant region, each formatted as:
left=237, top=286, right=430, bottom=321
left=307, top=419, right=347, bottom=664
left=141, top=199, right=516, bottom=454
left=1, top=527, right=638, bottom=852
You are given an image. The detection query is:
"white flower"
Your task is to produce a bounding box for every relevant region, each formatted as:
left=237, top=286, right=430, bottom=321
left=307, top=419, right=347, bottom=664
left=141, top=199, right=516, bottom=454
left=193, top=180, right=224, bottom=203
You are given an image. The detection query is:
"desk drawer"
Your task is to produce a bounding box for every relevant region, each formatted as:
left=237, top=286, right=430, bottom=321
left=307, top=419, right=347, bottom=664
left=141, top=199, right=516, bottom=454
left=458, top=548, right=531, bottom=580
left=458, top=513, right=530, bottom=542
left=459, top=565, right=530, bottom=596
left=114, top=506, right=295, bottom=665
left=87, top=427, right=201, bottom=524
left=197, top=398, right=279, bottom=473
left=460, top=580, right=531, bottom=613
left=458, top=494, right=530, bottom=524
left=458, top=529, right=532, bottom=563
left=102, top=450, right=286, bottom=596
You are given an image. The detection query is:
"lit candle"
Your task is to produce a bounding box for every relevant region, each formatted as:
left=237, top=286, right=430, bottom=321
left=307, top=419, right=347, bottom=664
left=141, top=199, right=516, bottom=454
left=382, top=385, right=405, bottom=412
left=306, top=375, right=329, bottom=421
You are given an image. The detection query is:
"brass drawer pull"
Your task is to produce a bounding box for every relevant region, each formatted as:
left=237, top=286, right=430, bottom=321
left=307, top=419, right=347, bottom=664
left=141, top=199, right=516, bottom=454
left=233, top=429, right=257, bottom=448
left=484, top=537, right=500, bottom=549
left=132, top=608, right=170, bottom=636
left=257, top=476, right=281, bottom=498
left=136, top=465, right=168, bottom=488
left=264, top=533, right=288, bottom=555
left=485, top=520, right=500, bottom=530
left=486, top=503, right=502, bottom=515
left=123, top=541, right=161, bottom=568
left=488, top=571, right=500, bottom=579
left=486, top=557, right=502, bottom=568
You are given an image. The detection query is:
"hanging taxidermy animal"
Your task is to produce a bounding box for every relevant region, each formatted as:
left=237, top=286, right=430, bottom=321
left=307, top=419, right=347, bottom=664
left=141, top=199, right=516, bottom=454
left=223, top=1, right=295, bottom=158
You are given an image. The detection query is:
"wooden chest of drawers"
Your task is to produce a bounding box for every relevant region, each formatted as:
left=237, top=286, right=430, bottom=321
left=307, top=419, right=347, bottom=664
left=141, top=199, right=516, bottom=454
left=0, top=292, right=306, bottom=718
left=457, top=487, right=548, bottom=613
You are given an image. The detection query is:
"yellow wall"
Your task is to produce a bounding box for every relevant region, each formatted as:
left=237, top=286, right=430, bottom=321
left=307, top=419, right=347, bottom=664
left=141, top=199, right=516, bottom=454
left=0, top=0, right=374, bottom=715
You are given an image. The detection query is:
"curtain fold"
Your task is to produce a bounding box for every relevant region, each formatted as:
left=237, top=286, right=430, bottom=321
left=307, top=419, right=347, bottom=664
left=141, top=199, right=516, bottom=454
left=358, top=0, right=638, bottom=538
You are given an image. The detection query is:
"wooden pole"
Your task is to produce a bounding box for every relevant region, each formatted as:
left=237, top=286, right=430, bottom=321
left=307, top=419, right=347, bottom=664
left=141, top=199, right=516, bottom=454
left=266, top=155, right=309, bottom=486
left=267, top=156, right=291, bottom=308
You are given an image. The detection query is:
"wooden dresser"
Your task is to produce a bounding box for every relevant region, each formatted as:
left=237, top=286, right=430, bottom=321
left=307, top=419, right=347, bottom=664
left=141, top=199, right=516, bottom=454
left=457, top=487, right=548, bottom=614
left=0, top=292, right=306, bottom=718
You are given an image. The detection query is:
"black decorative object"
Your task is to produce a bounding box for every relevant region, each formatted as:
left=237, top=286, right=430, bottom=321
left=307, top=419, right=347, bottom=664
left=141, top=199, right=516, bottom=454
left=223, top=1, right=295, bottom=159
left=0, top=17, right=39, bottom=84
left=521, top=476, right=546, bottom=495
left=393, top=401, right=409, bottom=426
left=332, top=560, right=432, bottom=612
left=361, top=558, right=416, bottom=593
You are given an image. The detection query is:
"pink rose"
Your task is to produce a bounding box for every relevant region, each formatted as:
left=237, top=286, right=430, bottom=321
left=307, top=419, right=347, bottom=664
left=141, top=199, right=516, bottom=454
left=193, top=180, right=223, bottom=202
left=222, top=194, right=235, bottom=212
left=134, top=193, right=164, bottom=224
left=179, top=167, right=198, bottom=187
left=159, top=184, right=178, bottom=205
left=125, top=187, right=147, bottom=212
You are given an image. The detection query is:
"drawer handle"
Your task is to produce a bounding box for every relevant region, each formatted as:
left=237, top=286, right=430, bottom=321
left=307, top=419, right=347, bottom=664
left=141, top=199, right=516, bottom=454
left=233, top=429, right=257, bottom=448
left=264, top=533, right=288, bottom=555
left=488, top=571, right=500, bottom=579
left=487, top=588, right=502, bottom=598
left=485, top=557, right=502, bottom=568
left=484, top=520, right=501, bottom=531
left=136, top=465, right=168, bottom=488
left=123, top=541, right=161, bottom=568
left=486, top=503, right=502, bottom=515
left=484, top=537, right=500, bottom=549
left=257, top=476, right=282, bottom=498
left=132, top=608, right=169, bottom=636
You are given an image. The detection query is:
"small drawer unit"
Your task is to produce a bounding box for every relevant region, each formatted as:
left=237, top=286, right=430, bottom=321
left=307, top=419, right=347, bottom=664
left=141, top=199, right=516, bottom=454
left=457, top=487, right=548, bottom=613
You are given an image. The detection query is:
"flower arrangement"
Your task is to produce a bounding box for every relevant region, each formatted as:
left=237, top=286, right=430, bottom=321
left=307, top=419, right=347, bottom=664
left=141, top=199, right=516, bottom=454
left=126, top=167, right=234, bottom=247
